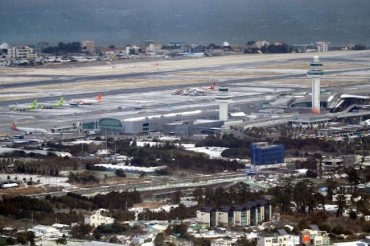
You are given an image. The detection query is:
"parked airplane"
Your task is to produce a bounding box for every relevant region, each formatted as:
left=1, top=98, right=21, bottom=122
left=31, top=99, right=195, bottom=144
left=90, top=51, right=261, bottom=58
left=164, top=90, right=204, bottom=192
left=185, top=52, right=205, bottom=58
left=134, top=105, right=145, bottom=111
left=9, top=100, right=38, bottom=111
left=201, top=82, right=216, bottom=91
left=171, top=83, right=216, bottom=96
left=10, top=122, right=48, bottom=134
left=70, top=93, right=103, bottom=105
left=360, top=119, right=370, bottom=126
left=39, top=97, right=65, bottom=109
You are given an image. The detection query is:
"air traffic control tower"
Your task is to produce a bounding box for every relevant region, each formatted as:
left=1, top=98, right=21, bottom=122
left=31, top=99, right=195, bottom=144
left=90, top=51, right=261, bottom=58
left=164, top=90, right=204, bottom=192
left=215, top=87, right=233, bottom=121
left=307, top=56, right=324, bottom=114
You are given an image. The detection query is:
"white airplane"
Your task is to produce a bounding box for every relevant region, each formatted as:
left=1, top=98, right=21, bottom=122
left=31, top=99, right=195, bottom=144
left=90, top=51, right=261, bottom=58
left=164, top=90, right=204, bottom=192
left=172, top=83, right=216, bottom=96
left=360, top=119, right=370, bottom=126
left=185, top=52, right=205, bottom=58
left=10, top=122, right=48, bottom=135
left=70, top=93, right=103, bottom=105
left=9, top=99, right=38, bottom=111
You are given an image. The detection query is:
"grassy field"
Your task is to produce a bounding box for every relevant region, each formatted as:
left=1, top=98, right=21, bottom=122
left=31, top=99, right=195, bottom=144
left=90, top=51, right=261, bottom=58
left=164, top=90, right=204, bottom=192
left=0, top=237, right=8, bottom=246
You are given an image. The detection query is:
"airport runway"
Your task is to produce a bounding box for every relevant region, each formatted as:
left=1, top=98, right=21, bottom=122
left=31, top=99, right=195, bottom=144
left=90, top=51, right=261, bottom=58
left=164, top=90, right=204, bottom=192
left=1, top=51, right=370, bottom=133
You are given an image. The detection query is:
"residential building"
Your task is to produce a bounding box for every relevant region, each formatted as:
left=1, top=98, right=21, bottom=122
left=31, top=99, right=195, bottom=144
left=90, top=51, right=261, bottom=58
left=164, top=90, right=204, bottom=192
left=257, top=230, right=300, bottom=246
left=217, top=206, right=234, bottom=227
left=255, top=40, right=270, bottom=48
left=251, top=142, right=285, bottom=166
left=196, top=200, right=271, bottom=228
left=145, top=41, right=162, bottom=54
left=196, top=207, right=217, bottom=228
left=32, top=224, right=63, bottom=238
left=301, top=225, right=331, bottom=246
left=84, top=208, right=115, bottom=227
left=81, top=40, right=96, bottom=52
left=316, top=41, right=329, bottom=52
left=7, top=46, right=37, bottom=59
left=233, top=205, right=249, bottom=227
left=126, top=45, right=141, bottom=55
left=322, top=157, right=343, bottom=171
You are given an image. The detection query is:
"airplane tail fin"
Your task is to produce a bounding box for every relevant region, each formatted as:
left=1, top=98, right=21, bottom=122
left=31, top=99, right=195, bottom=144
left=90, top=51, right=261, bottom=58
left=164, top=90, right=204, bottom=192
left=31, top=100, right=38, bottom=109
left=97, top=93, right=103, bottom=102
left=209, top=82, right=216, bottom=90
left=56, top=97, right=65, bottom=106
left=11, top=121, right=17, bottom=130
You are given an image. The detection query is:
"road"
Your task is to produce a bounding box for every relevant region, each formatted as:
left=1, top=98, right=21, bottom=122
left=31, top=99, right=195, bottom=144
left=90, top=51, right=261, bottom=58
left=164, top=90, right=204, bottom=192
left=27, top=172, right=251, bottom=198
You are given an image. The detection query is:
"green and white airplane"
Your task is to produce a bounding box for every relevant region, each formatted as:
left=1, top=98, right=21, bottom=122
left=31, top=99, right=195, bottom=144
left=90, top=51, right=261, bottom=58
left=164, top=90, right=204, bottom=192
left=9, top=99, right=38, bottom=111
left=39, top=97, right=65, bottom=109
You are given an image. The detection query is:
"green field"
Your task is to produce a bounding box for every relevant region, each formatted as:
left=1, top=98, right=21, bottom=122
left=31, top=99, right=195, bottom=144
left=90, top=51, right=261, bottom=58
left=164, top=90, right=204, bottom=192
left=0, top=237, right=8, bottom=246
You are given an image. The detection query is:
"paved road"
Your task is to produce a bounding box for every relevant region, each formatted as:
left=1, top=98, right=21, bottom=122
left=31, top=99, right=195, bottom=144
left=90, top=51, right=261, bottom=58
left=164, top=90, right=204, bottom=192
left=27, top=172, right=250, bottom=198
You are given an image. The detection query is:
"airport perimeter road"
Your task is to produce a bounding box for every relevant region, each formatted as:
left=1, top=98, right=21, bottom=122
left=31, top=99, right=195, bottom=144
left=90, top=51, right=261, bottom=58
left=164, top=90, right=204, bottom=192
left=27, top=172, right=250, bottom=199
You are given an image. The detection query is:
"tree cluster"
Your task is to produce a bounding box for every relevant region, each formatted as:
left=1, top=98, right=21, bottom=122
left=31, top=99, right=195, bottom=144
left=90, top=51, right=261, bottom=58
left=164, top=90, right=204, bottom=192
left=47, top=190, right=141, bottom=211
left=68, top=171, right=100, bottom=184
left=0, top=196, right=53, bottom=220
left=138, top=204, right=196, bottom=221
left=193, top=183, right=263, bottom=207
left=42, top=42, right=81, bottom=54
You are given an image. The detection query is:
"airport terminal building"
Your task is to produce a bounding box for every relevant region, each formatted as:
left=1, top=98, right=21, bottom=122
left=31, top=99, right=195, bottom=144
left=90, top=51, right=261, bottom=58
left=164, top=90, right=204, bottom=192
left=81, top=110, right=220, bottom=136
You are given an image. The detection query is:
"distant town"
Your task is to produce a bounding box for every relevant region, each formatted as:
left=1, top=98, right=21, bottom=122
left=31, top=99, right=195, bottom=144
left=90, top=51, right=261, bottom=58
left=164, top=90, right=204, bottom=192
left=0, top=39, right=368, bottom=67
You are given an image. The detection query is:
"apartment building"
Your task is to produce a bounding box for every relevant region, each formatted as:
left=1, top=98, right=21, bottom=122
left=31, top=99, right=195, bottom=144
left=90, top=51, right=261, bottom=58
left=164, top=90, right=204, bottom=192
left=7, top=46, right=37, bottom=59
left=196, top=200, right=271, bottom=228
left=81, top=40, right=96, bottom=52
left=316, top=41, right=329, bottom=52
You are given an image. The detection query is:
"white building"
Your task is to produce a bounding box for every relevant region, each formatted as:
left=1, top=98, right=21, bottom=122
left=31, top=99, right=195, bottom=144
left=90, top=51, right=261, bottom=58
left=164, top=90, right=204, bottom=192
left=196, top=207, right=217, bottom=228
left=81, top=40, right=96, bottom=52
left=257, top=231, right=300, bottom=246
left=197, top=200, right=272, bottom=228
left=146, top=42, right=162, bottom=54
left=126, top=45, right=141, bottom=55
left=7, top=46, right=37, bottom=59
left=301, top=226, right=331, bottom=246
left=256, top=40, right=270, bottom=48
left=84, top=208, right=115, bottom=227
left=32, top=224, right=63, bottom=238
left=316, top=41, right=329, bottom=52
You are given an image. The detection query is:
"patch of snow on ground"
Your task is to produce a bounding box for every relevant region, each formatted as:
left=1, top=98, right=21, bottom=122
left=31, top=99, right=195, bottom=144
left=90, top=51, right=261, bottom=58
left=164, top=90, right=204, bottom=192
left=181, top=144, right=227, bottom=159
left=135, top=142, right=227, bottom=159
left=0, top=173, right=73, bottom=188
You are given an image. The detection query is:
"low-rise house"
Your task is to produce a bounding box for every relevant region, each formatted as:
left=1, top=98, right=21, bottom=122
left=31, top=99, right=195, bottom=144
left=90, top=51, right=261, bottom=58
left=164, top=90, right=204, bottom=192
left=84, top=208, right=115, bottom=227
left=257, top=230, right=300, bottom=246
left=32, top=224, right=63, bottom=238
left=301, top=225, right=331, bottom=246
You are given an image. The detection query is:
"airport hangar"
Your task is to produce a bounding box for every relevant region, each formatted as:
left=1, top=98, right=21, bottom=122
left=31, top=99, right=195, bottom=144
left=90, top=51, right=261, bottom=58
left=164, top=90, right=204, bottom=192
left=81, top=109, right=224, bottom=137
